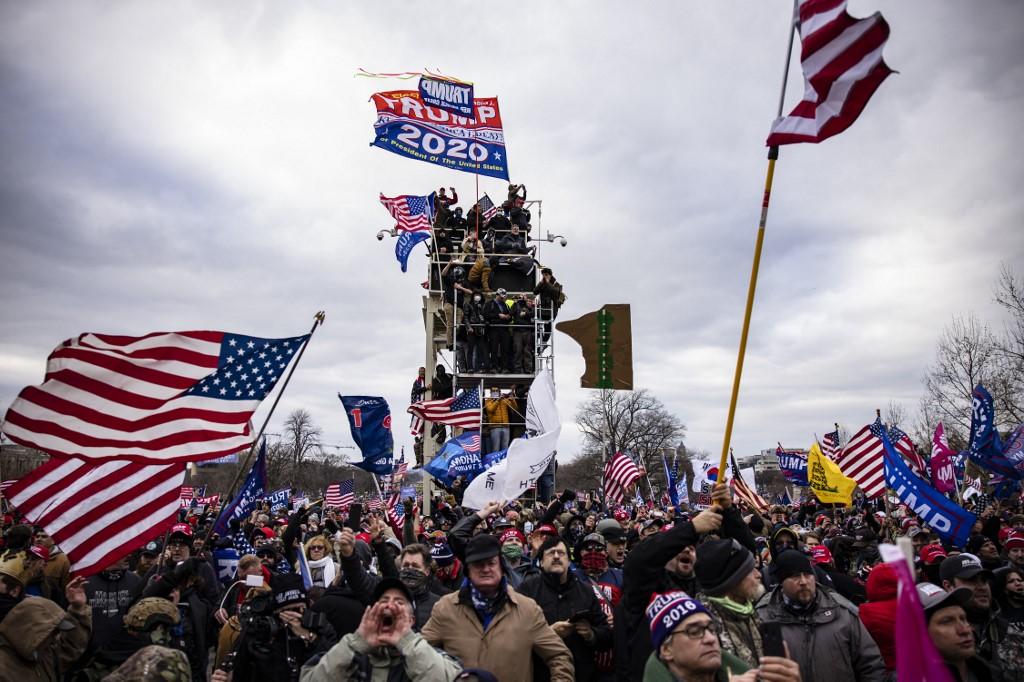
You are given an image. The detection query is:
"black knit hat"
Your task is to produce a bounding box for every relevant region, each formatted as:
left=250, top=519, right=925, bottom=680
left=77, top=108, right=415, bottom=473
left=695, top=539, right=755, bottom=597
left=270, top=572, right=307, bottom=610
left=772, top=549, right=814, bottom=582
left=465, top=533, right=501, bottom=564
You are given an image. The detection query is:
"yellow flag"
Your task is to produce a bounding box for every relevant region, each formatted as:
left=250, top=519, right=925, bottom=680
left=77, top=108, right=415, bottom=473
left=807, top=442, right=857, bottom=505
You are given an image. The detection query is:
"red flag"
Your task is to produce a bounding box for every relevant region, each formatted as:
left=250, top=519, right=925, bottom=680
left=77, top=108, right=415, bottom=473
left=602, top=452, right=641, bottom=505
left=767, top=0, right=893, bottom=145
left=931, top=423, right=957, bottom=494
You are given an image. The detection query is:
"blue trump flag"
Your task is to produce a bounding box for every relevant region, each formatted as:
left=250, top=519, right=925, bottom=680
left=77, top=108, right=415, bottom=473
left=213, top=547, right=240, bottom=586
left=425, top=431, right=484, bottom=486
left=264, top=488, right=291, bottom=513
left=396, top=230, right=431, bottom=272
left=662, top=452, right=679, bottom=507
left=213, top=441, right=268, bottom=536
left=339, top=395, right=394, bottom=475
left=967, top=385, right=1019, bottom=480
left=883, top=430, right=976, bottom=547
left=775, top=446, right=809, bottom=486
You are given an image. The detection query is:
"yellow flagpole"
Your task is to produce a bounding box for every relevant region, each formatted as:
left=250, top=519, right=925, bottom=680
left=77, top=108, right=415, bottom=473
left=717, top=2, right=797, bottom=482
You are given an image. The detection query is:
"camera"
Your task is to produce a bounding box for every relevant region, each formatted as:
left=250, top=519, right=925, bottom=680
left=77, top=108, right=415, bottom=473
left=239, top=593, right=278, bottom=642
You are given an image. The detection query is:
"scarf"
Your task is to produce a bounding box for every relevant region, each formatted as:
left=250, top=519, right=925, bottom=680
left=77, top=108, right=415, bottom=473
left=469, top=577, right=507, bottom=629
left=706, top=595, right=755, bottom=617
left=782, top=590, right=818, bottom=615
left=307, top=556, right=336, bottom=587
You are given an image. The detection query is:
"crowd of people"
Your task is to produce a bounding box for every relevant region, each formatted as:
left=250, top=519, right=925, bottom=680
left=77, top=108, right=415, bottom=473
left=2, top=483, right=1023, bottom=681
left=432, top=183, right=566, bottom=375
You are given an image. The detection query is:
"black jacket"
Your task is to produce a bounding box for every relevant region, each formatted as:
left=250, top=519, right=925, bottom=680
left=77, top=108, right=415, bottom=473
left=310, top=584, right=364, bottom=640
left=85, top=570, right=143, bottom=650
left=519, top=571, right=612, bottom=681
left=232, top=620, right=336, bottom=682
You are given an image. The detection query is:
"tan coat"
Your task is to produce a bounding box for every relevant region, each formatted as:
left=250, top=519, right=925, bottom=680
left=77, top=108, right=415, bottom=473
left=422, top=585, right=573, bottom=682
left=0, top=599, right=91, bottom=681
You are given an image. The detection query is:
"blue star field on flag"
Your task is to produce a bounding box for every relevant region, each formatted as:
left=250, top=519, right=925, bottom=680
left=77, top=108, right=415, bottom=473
left=186, top=333, right=309, bottom=401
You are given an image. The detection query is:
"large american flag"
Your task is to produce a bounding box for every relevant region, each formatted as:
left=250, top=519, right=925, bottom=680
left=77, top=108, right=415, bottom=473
left=407, top=389, right=481, bottom=430
left=0, top=479, right=19, bottom=497
left=766, top=0, right=892, bottom=146
left=325, top=479, right=355, bottom=508
left=4, top=457, right=186, bottom=576
left=837, top=417, right=886, bottom=498
left=888, top=424, right=927, bottom=478
left=602, top=451, right=641, bottom=505
left=821, top=430, right=840, bottom=461
left=1, top=331, right=309, bottom=463
left=380, top=193, right=434, bottom=233
left=478, top=194, right=498, bottom=221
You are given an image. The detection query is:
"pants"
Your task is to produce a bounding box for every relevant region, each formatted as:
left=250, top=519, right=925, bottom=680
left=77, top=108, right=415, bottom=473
left=466, top=331, right=488, bottom=372
left=537, top=459, right=556, bottom=503
left=489, top=328, right=511, bottom=372
left=443, top=303, right=462, bottom=346
left=489, top=426, right=510, bottom=454
left=512, top=329, right=533, bottom=374
left=467, top=256, right=491, bottom=292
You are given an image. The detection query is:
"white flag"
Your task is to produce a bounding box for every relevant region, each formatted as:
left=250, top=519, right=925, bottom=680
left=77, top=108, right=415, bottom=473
left=462, top=428, right=560, bottom=510
left=692, top=461, right=713, bottom=492
left=525, top=369, right=559, bottom=435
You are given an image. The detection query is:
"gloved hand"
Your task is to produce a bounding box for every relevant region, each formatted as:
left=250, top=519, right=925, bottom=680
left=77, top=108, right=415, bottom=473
left=560, top=489, right=577, bottom=504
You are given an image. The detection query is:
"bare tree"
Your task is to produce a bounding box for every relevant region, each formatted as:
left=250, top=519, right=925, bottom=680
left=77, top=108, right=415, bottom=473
left=883, top=401, right=908, bottom=431
left=992, top=264, right=1024, bottom=424
left=283, top=409, right=323, bottom=468
left=575, top=389, right=686, bottom=484
left=919, top=314, right=1002, bottom=443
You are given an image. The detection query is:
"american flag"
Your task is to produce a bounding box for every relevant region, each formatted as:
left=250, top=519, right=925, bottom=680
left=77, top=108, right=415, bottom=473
left=325, top=479, right=355, bottom=508
left=407, top=389, right=481, bottom=430
left=410, top=414, right=424, bottom=437
left=729, top=454, right=770, bottom=513
left=394, top=457, right=408, bottom=480
left=602, top=451, right=641, bottom=505
left=0, top=480, right=18, bottom=497
left=837, top=417, right=886, bottom=498
left=379, top=193, right=434, bottom=233
left=822, top=430, right=840, bottom=461
left=888, top=424, right=927, bottom=478
left=180, top=486, right=196, bottom=499
left=478, top=194, right=498, bottom=221
left=1, top=331, right=309, bottom=463
left=766, top=0, right=892, bottom=146
left=367, top=497, right=382, bottom=512
left=4, top=457, right=186, bottom=576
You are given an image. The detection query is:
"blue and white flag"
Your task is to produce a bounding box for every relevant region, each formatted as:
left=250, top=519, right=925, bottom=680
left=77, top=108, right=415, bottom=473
left=264, top=488, right=290, bottom=513
left=419, top=76, right=475, bottom=118
left=297, top=542, right=313, bottom=590
left=662, top=452, right=680, bottom=507
left=775, top=446, right=809, bottom=487
left=884, top=430, right=976, bottom=547
left=635, top=487, right=645, bottom=508
left=213, top=547, right=240, bottom=586
left=213, top=441, right=268, bottom=536
left=396, top=230, right=430, bottom=273
left=339, top=395, right=395, bottom=475
left=425, top=432, right=484, bottom=487
left=967, top=385, right=1019, bottom=479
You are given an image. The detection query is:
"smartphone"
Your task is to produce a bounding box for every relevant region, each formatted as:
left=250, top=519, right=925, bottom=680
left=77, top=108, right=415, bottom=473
left=245, top=574, right=263, bottom=587
left=760, top=622, right=785, bottom=658
left=568, top=610, right=593, bottom=624
left=347, top=503, right=363, bottom=532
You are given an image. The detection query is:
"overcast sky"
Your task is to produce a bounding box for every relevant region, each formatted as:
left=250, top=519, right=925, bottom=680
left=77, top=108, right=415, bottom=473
left=1, top=1, right=1022, bottom=472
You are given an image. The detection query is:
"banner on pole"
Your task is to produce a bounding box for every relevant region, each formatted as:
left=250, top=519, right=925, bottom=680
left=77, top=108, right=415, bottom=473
left=419, top=76, right=474, bottom=118
left=370, top=90, right=509, bottom=180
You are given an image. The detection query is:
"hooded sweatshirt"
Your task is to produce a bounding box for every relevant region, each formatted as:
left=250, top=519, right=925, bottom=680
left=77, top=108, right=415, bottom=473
left=858, top=563, right=897, bottom=670
left=0, top=597, right=91, bottom=681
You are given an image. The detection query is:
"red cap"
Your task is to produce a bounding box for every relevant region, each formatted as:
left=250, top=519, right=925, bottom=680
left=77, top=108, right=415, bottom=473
left=499, top=528, right=526, bottom=545
left=257, top=526, right=276, bottom=539
left=815, top=514, right=829, bottom=526
left=613, top=509, right=629, bottom=522
left=355, top=532, right=372, bottom=545
left=533, top=524, right=558, bottom=537
left=27, top=545, right=50, bottom=562
left=809, top=545, right=833, bottom=565
left=999, top=526, right=1014, bottom=543
left=919, top=543, right=947, bottom=565
left=170, top=523, right=193, bottom=538
left=1004, top=531, right=1024, bottom=552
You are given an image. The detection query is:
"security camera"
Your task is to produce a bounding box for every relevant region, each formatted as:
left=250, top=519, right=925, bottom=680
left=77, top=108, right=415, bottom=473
left=558, top=237, right=567, bottom=247
left=376, top=230, right=387, bottom=241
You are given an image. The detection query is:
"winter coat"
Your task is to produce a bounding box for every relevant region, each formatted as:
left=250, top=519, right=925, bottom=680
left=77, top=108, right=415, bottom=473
left=421, top=584, right=574, bottom=682
left=446, top=514, right=524, bottom=589
left=756, top=584, right=886, bottom=682
left=518, top=571, right=612, bottom=681
left=85, top=570, right=143, bottom=650
left=0, top=599, right=91, bottom=681
left=642, top=648, right=749, bottom=681
left=232, top=621, right=337, bottom=682
left=698, top=594, right=763, bottom=669
left=858, top=562, right=898, bottom=671
left=311, top=584, right=365, bottom=640
left=300, top=630, right=461, bottom=682
left=410, top=588, right=441, bottom=631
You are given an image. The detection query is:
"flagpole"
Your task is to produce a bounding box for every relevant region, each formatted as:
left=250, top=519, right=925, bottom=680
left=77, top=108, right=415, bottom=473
left=201, top=311, right=325, bottom=546
left=717, top=2, right=799, bottom=482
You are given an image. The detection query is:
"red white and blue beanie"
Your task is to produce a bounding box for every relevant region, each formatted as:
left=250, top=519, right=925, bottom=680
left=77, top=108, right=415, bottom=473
left=646, top=591, right=709, bottom=650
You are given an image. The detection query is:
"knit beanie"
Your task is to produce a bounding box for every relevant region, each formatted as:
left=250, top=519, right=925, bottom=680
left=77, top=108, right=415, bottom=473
left=270, top=572, right=306, bottom=610
left=695, top=539, right=755, bottom=597
left=430, top=541, right=455, bottom=567
left=647, top=591, right=709, bottom=651
left=772, top=549, right=814, bottom=582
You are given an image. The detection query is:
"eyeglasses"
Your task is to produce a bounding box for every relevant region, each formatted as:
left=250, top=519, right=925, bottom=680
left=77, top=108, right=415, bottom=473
left=671, top=621, right=721, bottom=641
left=309, top=546, right=326, bottom=552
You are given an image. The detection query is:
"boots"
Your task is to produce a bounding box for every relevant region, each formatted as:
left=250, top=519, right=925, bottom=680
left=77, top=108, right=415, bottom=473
left=481, top=264, right=493, bottom=294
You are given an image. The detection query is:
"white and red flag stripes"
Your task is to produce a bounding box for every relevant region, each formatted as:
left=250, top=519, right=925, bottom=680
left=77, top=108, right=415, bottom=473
left=730, top=454, right=770, bottom=513
left=325, top=479, right=355, bottom=508
left=5, top=457, right=186, bottom=576
left=407, top=389, right=482, bottom=430
left=602, top=451, right=641, bottom=505
left=766, top=0, right=893, bottom=146
left=1, top=330, right=308, bottom=463
left=837, top=418, right=886, bottom=498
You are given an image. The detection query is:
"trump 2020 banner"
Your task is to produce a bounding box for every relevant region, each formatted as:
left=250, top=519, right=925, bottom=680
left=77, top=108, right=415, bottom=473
left=370, top=90, right=509, bottom=180
left=419, top=76, right=474, bottom=118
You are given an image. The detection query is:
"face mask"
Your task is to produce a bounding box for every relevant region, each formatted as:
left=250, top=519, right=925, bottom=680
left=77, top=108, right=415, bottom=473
left=501, top=544, right=524, bottom=562
left=580, top=552, right=608, bottom=573
left=400, top=568, right=429, bottom=594
left=149, top=625, right=171, bottom=646
left=101, top=569, right=126, bottom=581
